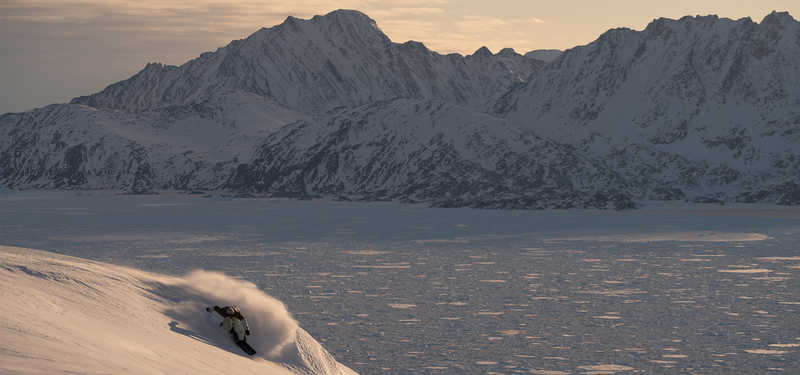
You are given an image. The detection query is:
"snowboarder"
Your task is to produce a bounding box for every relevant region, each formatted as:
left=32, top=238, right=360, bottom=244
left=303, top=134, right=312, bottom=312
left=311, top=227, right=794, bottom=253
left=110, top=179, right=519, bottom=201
left=207, top=305, right=251, bottom=343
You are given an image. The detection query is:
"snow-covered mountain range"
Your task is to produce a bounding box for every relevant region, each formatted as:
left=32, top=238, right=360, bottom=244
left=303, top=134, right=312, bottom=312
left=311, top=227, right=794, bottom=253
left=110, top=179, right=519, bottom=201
left=71, top=10, right=540, bottom=114
left=1, top=9, right=799, bottom=207
left=496, top=11, right=800, bottom=203
left=228, top=98, right=633, bottom=209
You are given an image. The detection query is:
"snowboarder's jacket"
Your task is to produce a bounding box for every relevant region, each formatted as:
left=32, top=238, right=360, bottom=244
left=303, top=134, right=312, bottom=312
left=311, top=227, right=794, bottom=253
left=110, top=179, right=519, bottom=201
left=212, top=305, right=251, bottom=341
left=214, top=305, right=247, bottom=321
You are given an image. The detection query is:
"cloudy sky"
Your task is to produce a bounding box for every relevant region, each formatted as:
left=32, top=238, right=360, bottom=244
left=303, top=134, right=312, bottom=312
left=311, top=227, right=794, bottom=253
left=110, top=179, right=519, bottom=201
left=1, top=0, right=798, bottom=114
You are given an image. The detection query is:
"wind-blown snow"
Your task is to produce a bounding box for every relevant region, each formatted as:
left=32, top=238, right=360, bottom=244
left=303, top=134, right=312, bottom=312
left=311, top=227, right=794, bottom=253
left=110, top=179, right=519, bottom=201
left=0, top=245, right=357, bottom=375
left=161, top=270, right=299, bottom=358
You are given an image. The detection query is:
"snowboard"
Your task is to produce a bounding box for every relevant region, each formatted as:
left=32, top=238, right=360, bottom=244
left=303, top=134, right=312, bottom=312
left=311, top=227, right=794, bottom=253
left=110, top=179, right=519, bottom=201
left=235, top=339, right=257, bottom=356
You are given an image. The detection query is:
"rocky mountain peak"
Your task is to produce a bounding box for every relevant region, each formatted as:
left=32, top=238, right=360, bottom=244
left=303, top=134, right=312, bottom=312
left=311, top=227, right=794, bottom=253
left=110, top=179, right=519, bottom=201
left=761, top=10, right=795, bottom=26
left=472, top=46, right=494, bottom=57
left=69, top=10, right=539, bottom=114
left=306, top=9, right=384, bottom=41
left=249, top=8, right=390, bottom=49
left=313, top=9, right=376, bottom=23
left=643, top=15, right=726, bottom=38
left=497, top=48, right=518, bottom=57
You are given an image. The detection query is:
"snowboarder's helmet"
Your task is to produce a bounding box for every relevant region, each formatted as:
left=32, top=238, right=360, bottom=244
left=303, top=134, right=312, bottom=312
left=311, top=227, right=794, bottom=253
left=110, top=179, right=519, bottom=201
left=225, top=306, right=235, bottom=315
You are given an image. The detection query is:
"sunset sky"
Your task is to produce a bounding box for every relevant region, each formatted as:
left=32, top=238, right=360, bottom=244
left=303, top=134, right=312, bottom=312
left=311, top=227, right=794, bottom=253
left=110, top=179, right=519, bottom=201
left=2, top=0, right=799, bottom=113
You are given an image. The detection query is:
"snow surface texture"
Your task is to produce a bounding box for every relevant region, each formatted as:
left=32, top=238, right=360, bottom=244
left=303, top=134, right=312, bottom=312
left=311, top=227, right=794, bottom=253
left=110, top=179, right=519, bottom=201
left=2, top=10, right=800, bottom=207
left=0, top=245, right=357, bottom=375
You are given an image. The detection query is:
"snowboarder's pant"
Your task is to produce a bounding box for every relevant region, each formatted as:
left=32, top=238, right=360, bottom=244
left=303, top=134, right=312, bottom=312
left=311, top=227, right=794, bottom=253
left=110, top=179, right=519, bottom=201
left=223, top=317, right=246, bottom=341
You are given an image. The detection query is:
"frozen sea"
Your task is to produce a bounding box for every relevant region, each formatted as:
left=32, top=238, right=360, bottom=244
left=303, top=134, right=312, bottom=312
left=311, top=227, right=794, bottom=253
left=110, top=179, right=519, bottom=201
left=1, top=191, right=798, bottom=374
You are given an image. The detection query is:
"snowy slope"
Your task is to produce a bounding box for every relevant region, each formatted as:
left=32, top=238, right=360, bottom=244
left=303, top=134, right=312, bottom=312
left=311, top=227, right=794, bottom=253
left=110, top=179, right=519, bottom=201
left=0, top=92, right=306, bottom=192
left=497, top=12, right=800, bottom=201
left=0, top=245, right=357, bottom=375
left=227, top=98, right=634, bottom=209
left=0, top=9, right=539, bottom=196
left=71, top=10, right=542, bottom=114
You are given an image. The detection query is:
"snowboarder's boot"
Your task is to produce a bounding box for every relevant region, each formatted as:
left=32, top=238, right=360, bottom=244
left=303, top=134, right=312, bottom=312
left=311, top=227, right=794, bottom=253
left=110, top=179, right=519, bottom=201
left=230, top=330, right=242, bottom=343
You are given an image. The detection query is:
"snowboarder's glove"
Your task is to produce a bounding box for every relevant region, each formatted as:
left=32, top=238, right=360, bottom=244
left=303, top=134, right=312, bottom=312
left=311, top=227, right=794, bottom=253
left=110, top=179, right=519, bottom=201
left=245, top=330, right=251, bottom=336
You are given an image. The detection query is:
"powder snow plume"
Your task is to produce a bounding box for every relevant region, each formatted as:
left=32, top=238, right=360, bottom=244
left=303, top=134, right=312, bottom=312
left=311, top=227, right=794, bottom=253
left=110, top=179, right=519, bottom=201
left=160, top=270, right=299, bottom=359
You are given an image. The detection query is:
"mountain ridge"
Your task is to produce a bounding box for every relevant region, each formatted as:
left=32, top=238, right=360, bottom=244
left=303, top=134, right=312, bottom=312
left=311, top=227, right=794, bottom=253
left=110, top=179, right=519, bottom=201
left=494, top=10, right=800, bottom=201
left=71, top=9, right=541, bottom=114
left=3, top=9, right=800, bottom=207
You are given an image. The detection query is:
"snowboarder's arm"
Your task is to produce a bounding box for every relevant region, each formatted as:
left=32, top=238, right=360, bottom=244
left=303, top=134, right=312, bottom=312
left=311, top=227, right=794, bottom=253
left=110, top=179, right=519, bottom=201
left=243, top=318, right=250, bottom=334
left=212, top=305, right=227, bottom=317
